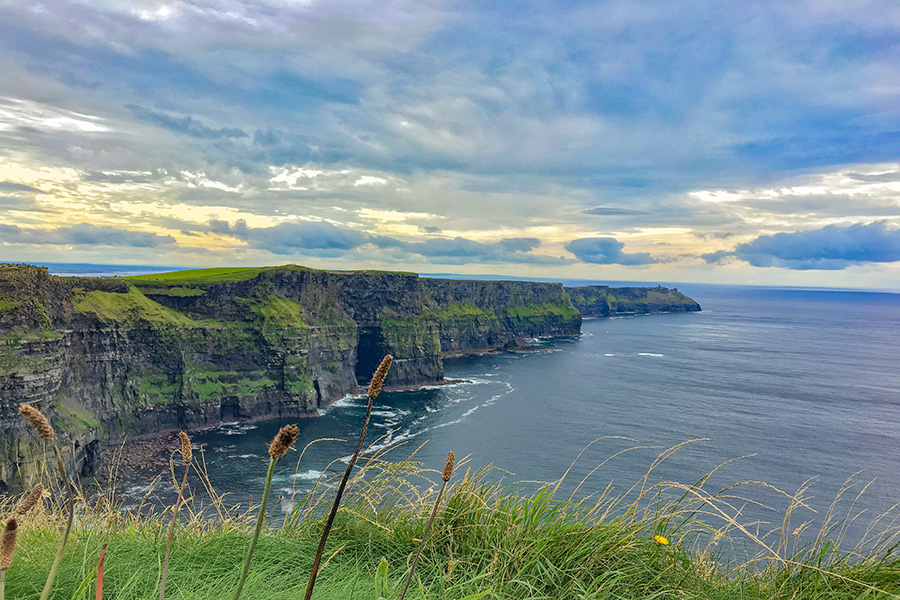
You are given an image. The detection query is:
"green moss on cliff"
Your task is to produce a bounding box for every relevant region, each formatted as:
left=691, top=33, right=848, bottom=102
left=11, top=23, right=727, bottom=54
left=246, top=295, right=306, bottom=328
left=139, top=286, right=206, bottom=297
left=0, top=299, right=21, bottom=311
left=185, top=369, right=277, bottom=402
left=53, top=396, right=101, bottom=432
left=379, top=318, right=442, bottom=356
left=503, top=301, right=580, bottom=320
left=422, top=302, right=490, bottom=320
left=129, top=372, right=182, bottom=405
left=74, top=287, right=200, bottom=326
left=284, top=355, right=315, bottom=394
left=0, top=335, right=49, bottom=376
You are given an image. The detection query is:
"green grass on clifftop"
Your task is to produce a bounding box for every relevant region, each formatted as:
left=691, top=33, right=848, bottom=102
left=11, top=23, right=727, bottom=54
left=127, top=266, right=270, bottom=282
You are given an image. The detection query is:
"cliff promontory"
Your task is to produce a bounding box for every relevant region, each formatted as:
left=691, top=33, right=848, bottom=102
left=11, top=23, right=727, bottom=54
left=565, top=285, right=701, bottom=317
left=0, top=264, right=699, bottom=492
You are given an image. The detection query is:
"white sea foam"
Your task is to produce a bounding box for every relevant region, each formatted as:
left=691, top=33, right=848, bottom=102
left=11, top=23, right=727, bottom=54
left=217, top=422, right=257, bottom=435
left=638, top=352, right=664, bottom=357
left=293, top=469, right=323, bottom=480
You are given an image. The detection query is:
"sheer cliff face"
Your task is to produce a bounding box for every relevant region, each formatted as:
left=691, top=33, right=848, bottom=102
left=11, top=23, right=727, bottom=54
left=0, top=265, right=581, bottom=491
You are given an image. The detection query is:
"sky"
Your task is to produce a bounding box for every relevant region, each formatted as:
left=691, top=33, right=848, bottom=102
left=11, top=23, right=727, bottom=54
left=1, top=1, right=899, bottom=288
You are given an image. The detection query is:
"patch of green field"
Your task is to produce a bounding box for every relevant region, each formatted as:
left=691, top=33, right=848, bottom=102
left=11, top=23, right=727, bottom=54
left=73, top=287, right=200, bottom=326
left=127, top=264, right=316, bottom=285
left=127, top=266, right=268, bottom=281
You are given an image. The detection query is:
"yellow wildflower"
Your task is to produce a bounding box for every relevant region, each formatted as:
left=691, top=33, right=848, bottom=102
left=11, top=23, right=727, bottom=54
left=653, top=535, right=669, bottom=545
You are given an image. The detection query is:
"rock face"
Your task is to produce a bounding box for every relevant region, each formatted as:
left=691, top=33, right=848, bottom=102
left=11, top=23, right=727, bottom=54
left=0, top=264, right=582, bottom=491
left=565, top=285, right=701, bottom=317
left=0, top=264, right=699, bottom=492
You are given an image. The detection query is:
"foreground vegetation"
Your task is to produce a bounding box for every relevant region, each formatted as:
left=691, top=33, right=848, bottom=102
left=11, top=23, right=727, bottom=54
left=3, top=358, right=898, bottom=599
left=2, top=439, right=898, bottom=599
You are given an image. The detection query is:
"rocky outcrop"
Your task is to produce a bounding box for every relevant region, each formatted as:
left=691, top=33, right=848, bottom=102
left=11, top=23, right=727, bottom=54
left=565, top=285, right=701, bottom=317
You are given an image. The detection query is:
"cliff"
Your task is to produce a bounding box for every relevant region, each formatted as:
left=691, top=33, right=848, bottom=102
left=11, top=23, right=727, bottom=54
left=565, top=285, right=701, bottom=317
left=0, top=264, right=700, bottom=492
left=0, top=264, right=582, bottom=491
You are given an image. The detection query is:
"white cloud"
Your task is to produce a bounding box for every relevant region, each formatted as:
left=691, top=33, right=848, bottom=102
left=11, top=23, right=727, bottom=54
left=0, top=97, right=109, bottom=133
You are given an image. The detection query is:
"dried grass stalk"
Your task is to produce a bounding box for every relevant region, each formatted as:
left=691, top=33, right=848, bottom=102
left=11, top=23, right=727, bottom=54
left=178, top=431, right=192, bottom=465
left=15, top=484, right=43, bottom=516
left=19, top=404, right=53, bottom=441
left=399, top=451, right=455, bottom=600
left=160, top=433, right=193, bottom=600
left=367, top=355, right=393, bottom=399
left=232, top=424, right=300, bottom=600
left=304, top=355, right=392, bottom=600
left=442, top=451, right=455, bottom=482
left=268, top=425, right=299, bottom=459
left=0, top=519, right=17, bottom=570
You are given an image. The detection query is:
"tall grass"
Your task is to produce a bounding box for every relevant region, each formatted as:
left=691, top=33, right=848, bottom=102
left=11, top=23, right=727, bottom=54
left=2, top=424, right=898, bottom=598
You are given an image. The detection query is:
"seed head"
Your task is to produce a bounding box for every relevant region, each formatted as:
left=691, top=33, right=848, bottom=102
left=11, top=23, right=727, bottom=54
left=178, top=431, right=192, bottom=464
left=14, top=483, right=43, bottom=516
left=0, top=519, right=17, bottom=570
left=442, top=451, right=455, bottom=482
left=367, top=355, right=393, bottom=399
left=19, top=403, right=54, bottom=441
left=268, top=424, right=299, bottom=459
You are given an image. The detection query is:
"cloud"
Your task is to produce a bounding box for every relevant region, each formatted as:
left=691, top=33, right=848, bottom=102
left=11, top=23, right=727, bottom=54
left=127, top=105, right=248, bottom=140
left=705, top=221, right=900, bottom=270
left=565, top=237, right=658, bottom=265
left=208, top=219, right=567, bottom=264
left=0, top=181, right=41, bottom=193
left=582, top=207, right=650, bottom=216
left=0, top=223, right=177, bottom=247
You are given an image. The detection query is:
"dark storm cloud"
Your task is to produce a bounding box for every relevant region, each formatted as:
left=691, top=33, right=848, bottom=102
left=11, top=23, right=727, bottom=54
left=565, top=238, right=658, bottom=265
left=704, top=221, right=900, bottom=270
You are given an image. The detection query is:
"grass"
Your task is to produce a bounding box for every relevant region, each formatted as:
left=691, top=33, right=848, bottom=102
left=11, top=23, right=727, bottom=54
left=2, top=437, right=898, bottom=600
left=73, top=288, right=201, bottom=327
left=127, top=267, right=271, bottom=283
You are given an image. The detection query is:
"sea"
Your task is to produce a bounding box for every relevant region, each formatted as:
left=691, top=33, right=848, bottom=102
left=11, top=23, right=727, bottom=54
left=41, top=265, right=900, bottom=553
